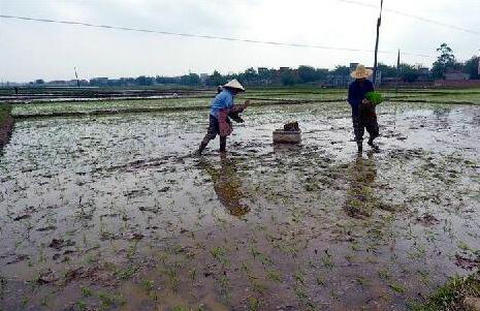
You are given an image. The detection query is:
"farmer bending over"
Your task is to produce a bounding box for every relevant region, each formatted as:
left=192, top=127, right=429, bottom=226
left=197, top=79, right=249, bottom=155
left=348, top=64, right=380, bottom=153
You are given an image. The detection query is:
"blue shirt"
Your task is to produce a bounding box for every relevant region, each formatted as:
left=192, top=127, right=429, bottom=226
left=210, top=89, right=234, bottom=118
left=348, top=79, right=374, bottom=117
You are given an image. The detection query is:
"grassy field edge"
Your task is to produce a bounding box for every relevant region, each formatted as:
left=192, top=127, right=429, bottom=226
left=410, top=272, right=480, bottom=311
left=0, top=104, right=14, bottom=151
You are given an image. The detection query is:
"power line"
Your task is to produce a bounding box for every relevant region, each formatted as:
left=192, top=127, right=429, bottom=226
left=0, top=14, right=434, bottom=58
left=331, top=0, right=480, bottom=36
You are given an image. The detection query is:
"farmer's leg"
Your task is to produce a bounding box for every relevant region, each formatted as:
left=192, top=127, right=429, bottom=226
left=218, top=117, right=231, bottom=152
left=352, top=115, right=365, bottom=152
left=352, top=115, right=365, bottom=142
left=197, top=115, right=219, bottom=154
left=219, top=136, right=227, bottom=152
left=366, top=119, right=379, bottom=146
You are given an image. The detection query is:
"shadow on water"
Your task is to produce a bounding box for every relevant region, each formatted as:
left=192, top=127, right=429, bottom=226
left=198, top=154, right=250, bottom=217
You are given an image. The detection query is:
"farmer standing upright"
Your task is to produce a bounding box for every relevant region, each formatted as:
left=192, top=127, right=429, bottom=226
left=348, top=64, right=380, bottom=153
left=197, top=79, right=249, bottom=155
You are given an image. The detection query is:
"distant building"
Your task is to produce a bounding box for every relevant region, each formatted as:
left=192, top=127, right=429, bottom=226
left=257, top=67, right=268, bottom=74
left=444, top=70, right=470, bottom=81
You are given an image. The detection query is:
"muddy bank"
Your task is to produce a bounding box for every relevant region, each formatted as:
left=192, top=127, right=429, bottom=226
left=0, top=106, right=14, bottom=151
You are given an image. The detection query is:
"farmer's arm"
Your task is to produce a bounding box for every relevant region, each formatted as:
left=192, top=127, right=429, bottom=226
left=230, top=99, right=250, bottom=113
left=348, top=83, right=357, bottom=107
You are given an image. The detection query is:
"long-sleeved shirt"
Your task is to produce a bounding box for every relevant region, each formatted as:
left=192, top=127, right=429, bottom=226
left=348, top=79, right=374, bottom=117
left=210, top=89, right=235, bottom=118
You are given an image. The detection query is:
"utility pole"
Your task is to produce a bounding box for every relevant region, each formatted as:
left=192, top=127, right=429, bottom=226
left=395, top=49, right=400, bottom=93
left=372, top=0, right=384, bottom=86
left=74, top=66, right=80, bottom=87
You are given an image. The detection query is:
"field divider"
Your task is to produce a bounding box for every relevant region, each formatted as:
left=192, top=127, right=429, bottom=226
left=11, top=97, right=478, bottom=120
left=2, top=94, right=214, bottom=105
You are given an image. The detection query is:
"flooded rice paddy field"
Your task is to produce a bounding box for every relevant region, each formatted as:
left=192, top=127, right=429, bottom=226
left=10, top=88, right=480, bottom=118
left=0, top=101, right=479, bottom=310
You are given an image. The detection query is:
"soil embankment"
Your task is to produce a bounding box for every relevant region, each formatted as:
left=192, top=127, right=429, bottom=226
left=0, top=105, right=14, bottom=150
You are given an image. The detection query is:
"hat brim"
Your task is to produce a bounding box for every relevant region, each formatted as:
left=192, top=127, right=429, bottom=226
left=224, top=86, right=245, bottom=92
left=350, top=69, right=373, bottom=79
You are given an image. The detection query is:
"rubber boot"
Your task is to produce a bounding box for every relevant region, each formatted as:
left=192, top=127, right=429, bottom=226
left=219, top=136, right=227, bottom=153
left=197, top=138, right=209, bottom=155
left=357, top=141, right=363, bottom=153
left=368, top=138, right=379, bottom=151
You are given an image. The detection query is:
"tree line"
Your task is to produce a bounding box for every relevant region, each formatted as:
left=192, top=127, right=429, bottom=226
left=33, top=43, right=479, bottom=87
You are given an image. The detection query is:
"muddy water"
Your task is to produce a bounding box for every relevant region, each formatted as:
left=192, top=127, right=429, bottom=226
left=0, top=102, right=479, bottom=310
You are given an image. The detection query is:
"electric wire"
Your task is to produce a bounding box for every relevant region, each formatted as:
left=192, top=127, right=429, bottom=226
left=331, top=0, right=480, bottom=36
left=0, top=14, right=434, bottom=58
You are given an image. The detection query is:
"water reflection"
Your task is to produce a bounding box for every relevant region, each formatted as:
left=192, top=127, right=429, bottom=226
left=344, top=151, right=378, bottom=218
left=199, top=155, right=250, bottom=217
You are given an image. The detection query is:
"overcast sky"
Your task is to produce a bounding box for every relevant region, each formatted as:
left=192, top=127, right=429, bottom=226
left=1, top=0, right=479, bottom=82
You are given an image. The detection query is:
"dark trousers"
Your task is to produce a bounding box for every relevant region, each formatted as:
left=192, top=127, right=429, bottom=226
left=203, top=114, right=220, bottom=141
left=199, top=115, right=227, bottom=152
left=353, top=115, right=379, bottom=143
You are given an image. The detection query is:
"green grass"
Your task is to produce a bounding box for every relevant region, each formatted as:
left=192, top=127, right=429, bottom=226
left=114, top=265, right=139, bottom=280
left=410, top=273, right=480, bottom=311
left=98, top=291, right=126, bottom=309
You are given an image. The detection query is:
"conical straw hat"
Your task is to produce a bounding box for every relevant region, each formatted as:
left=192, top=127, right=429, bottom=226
left=350, top=64, right=373, bottom=79
left=223, top=79, right=245, bottom=91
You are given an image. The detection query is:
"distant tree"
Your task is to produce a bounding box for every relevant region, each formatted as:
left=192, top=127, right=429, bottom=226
left=280, top=70, right=298, bottom=86
left=135, top=76, right=154, bottom=86
left=156, top=76, right=179, bottom=84
left=432, top=43, right=456, bottom=79
left=236, top=67, right=259, bottom=85
left=398, top=64, right=420, bottom=82
left=180, top=73, right=201, bottom=86
left=243, top=67, right=257, bottom=80
left=377, top=63, right=397, bottom=78
left=107, top=79, right=122, bottom=87
left=298, top=66, right=317, bottom=83
left=120, top=77, right=136, bottom=86
left=331, top=65, right=350, bottom=76
left=315, top=68, right=329, bottom=81
left=206, top=70, right=227, bottom=86
left=256, top=68, right=275, bottom=85
left=35, top=79, right=45, bottom=85
left=463, top=56, right=479, bottom=79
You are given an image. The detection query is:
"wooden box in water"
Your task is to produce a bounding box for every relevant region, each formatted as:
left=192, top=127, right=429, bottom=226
left=272, top=129, right=302, bottom=144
